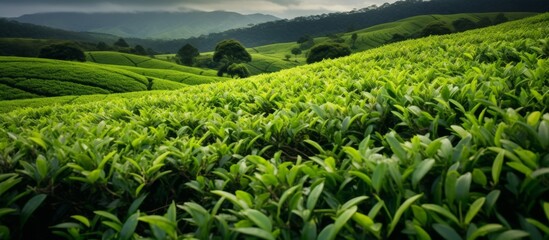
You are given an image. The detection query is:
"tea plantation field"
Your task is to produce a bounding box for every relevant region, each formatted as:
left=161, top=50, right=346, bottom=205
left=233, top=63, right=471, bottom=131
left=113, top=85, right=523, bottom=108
left=0, top=13, right=548, bottom=239
left=0, top=56, right=188, bottom=101
left=86, top=51, right=219, bottom=76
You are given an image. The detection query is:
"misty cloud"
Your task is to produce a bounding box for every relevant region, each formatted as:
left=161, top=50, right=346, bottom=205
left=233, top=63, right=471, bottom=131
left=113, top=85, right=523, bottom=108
left=0, top=0, right=397, bottom=18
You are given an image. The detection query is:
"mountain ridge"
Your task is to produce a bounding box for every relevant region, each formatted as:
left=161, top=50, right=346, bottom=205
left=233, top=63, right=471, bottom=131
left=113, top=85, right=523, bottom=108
left=13, top=11, right=279, bottom=39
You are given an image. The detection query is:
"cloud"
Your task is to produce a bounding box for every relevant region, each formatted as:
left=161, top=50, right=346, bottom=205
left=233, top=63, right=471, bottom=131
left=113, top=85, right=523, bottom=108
left=0, top=0, right=397, bottom=18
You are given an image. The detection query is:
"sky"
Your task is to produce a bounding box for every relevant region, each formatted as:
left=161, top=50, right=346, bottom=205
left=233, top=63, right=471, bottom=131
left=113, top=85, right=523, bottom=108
left=0, top=0, right=399, bottom=19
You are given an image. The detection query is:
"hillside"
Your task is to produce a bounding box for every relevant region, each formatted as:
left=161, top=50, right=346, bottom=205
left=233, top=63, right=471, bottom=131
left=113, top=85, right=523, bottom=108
left=0, top=56, right=188, bottom=100
left=149, top=0, right=549, bottom=52
left=164, top=12, right=534, bottom=76
left=0, top=13, right=548, bottom=239
left=14, top=11, right=279, bottom=39
left=86, top=51, right=219, bottom=76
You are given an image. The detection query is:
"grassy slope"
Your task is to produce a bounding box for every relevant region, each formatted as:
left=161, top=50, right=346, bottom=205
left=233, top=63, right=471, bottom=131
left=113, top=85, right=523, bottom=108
left=0, top=13, right=547, bottom=238
left=86, top=51, right=219, bottom=76
left=187, top=12, right=537, bottom=75
left=0, top=56, right=188, bottom=101
left=0, top=12, right=542, bottom=111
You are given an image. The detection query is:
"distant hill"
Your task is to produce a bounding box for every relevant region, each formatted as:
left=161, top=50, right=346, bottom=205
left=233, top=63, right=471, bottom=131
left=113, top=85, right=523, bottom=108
left=0, top=18, right=118, bottom=43
left=152, top=0, right=549, bottom=52
left=13, top=11, right=279, bottom=39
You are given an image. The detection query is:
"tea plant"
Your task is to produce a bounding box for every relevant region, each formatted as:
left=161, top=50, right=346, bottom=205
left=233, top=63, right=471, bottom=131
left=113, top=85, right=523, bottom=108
left=0, top=13, right=548, bottom=239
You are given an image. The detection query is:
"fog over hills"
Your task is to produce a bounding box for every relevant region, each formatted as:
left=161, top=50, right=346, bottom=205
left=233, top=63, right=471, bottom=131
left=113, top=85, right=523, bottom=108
left=14, top=11, right=279, bottom=39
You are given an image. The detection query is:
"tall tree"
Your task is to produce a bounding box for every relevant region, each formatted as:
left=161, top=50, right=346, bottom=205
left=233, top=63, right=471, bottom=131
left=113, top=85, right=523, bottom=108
left=213, top=39, right=251, bottom=77
left=177, top=43, right=199, bottom=66
left=113, top=38, right=129, bottom=48
left=291, top=47, right=302, bottom=61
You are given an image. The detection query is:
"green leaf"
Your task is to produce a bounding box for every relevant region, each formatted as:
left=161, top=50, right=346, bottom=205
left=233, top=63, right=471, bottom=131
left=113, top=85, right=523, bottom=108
left=386, top=132, right=407, bottom=161
left=525, top=218, right=549, bottom=234
left=467, top=224, right=503, bottom=240
left=120, top=211, right=139, bottom=240
left=340, top=196, right=368, bottom=211
left=343, top=146, right=362, bottom=163
left=29, top=137, right=47, bottom=150
left=433, top=223, right=462, bottom=240
left=413, top=224, right=432, bottom=240
left=128, top=194, right=147, bottom=216
left=304, top=139, right=326, bottom=155
left=372, top=162, right=387, bottom=193
left=445, top=171, right=459, bottom=205
left=349, top=171, right=372, bottom=186
left=36, top=155, right=48, bottom=179
left=277, top=185, right=299, bottom=217
left=494, top=230, right=529, bottom=240
left=492, top=152, right=505, bottom=185
left=319, top=206, right=358, bottom=240
left=20, top=194, right=47, bottom=227
left=412, top=159, right=435, bottom=187
left=317, top=224, right=335, bottom=240
left=456, top=173, right=471, bottom=202
left=0, top=176, right=21, bottom=197
left=352, top=212, right=374, bottom=229
left=472, top=169, right=487, bottom=186
left=212, top=190, right=248, bottom=209
left=139, top=215, right=176, bottom=233
left=0, top=208, right=16, bottom=218
left=242, top=209, right=272, bottom=232
left=539, top=120, right=549, bottom=148
left=388, top=194, right=423, bottom=236
left=94, top=210, right=122, bottom=224
left=49, top=222, right=82, bottom=229
left=506, top=162, right=532, bottom=176
left=531, top=168, right=549, bottom=179
left=307, top=182, right=324, bottom=210
left=70, top=215, right=90, bottom=228
left=422, top=204, right=459, bottom=225
left=464, top=197, right=485, bottom=225
left=233, top=227, right=275, bottom=240
left=412, top=205, right=428, bottom=225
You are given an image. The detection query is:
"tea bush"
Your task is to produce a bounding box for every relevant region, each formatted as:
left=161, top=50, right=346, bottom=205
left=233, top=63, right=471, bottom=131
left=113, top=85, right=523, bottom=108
left=0, top=14, right=548, bottom=239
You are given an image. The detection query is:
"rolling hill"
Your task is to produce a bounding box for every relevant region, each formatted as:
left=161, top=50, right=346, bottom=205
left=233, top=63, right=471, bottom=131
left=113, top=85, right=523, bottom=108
left=148, top=0, right=549, bottom=52
left=86, top=51, right=219, bottom=76
left=160, top=12, right=536, bottom=76
left=0, top=13, right=547, bottom=239
left=0, top=56, right=188, bottom=100
left=13, top=11, right=279, bottom=39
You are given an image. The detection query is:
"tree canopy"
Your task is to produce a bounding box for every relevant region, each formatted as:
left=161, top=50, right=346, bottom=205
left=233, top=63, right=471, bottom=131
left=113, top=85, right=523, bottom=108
left=177, top=43, right=199, bottom=66
left=114, top=38, right=129, bottom=48
left=213, top=40, right=251, bottom=77
left=306, top=42, right=351, bottom=64
left=213, top=40, right=251, bottom=64
left=38, top=43, right=85, bottom=62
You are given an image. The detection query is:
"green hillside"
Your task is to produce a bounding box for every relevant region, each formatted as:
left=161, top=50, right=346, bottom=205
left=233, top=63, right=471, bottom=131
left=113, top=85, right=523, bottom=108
left=1, top=13, right=548, bottom=239
left=0, top=38, right=97, bottom=57
left=0, top=56, right=187, bottom=100
left=160, top=12, right=536, bottom=76
left=86, top=51, right=219, bottom=76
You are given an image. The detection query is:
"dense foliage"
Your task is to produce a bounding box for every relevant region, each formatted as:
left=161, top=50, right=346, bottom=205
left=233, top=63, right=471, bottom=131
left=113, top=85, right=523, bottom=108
left=38, top=43, right=86, bottom=62
left=0, top=14, right=549, bottom=240
left=213, top=40, right=252, bottom=77
left=306, top=42, right=351, bottom=64
left=176, top=44, right=199, bottom=66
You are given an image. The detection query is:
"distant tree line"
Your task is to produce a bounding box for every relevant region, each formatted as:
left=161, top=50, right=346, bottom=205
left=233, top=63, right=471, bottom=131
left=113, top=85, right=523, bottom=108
left=148, top=0, right=549, bottom=52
